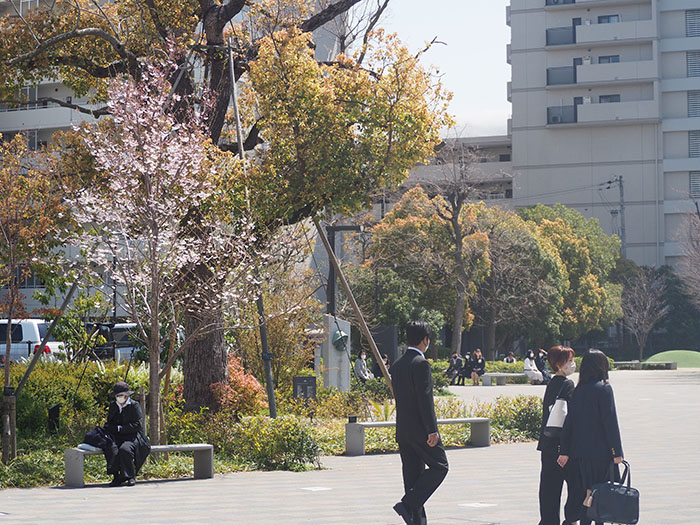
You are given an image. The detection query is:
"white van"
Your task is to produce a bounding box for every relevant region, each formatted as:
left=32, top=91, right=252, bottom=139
left=0, top=319, right=64, bottom=364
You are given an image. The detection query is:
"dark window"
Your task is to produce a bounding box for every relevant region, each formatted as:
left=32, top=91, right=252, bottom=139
left=598, top=15, right=620, bottom=24
left=599, top=55, right=620, bottom=64
left=691, top=172, right=700, bottom=198
left=689, top=91, right=700, bottom=118
left=37, top=323, right=57, bottom=342
left=0, top=324, right=23, bottom=343
left=690, top=131, right=700, bottom=158
left=499, top=154, right=511, bottom=162
left=688, top=51, right=700, bottom=77
left=687, top=10, right=700, bottom=37
left=599, top=94, right=621, bottom=103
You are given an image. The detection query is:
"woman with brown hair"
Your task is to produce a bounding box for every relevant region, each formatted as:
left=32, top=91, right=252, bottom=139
left=537, top=346, right=577, bottom=525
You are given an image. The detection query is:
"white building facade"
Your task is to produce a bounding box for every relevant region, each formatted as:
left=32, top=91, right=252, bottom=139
left=507, top=0, right=700, bottom=266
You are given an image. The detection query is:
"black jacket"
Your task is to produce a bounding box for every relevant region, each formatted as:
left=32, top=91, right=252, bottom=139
left=537, top=375, right=575, bottom=452
left=560, top=380, right=623, bottom=460
left=105, top=400, right=144, bottom=444
left=391, top=349, right=438, bottom=444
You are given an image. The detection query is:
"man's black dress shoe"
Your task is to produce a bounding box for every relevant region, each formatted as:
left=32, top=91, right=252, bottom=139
left=393, top=502, right=415, bottom=525
left=125, top=478, right=136, bottom=486
left=109, top=476, right=124, bottom=487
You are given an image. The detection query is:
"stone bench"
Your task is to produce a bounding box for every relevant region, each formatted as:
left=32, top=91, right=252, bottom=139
left=65, top=443, right=214, bottom=487
left=345, top=417, right=490, bottom=456
left=482, top=372, right=528, bottom=386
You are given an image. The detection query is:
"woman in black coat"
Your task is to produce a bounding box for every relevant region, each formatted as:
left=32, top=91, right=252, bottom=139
left=558, top=349, right=624, bottom=525
left=104, top=381, right=150, bottom=486
left=537, top=346, right=576, bottom=525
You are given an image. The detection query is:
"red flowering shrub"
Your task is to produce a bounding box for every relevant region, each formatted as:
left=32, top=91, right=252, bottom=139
left=210, top=355, right=268, bottom=417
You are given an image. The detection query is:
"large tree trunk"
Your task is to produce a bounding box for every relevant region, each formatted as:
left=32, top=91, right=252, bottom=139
left=183, top=308, right=228, bottom=411
left=450, top=289, right=466, bottom=356
left=485, top=312, right=497, bottom=361
left=638, top=333, right=647, bottom=362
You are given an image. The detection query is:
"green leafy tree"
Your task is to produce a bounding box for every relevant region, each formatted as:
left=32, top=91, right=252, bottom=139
left=470, top=204, right=567, bottom=359
left=368, top=186, right=490, bottom=356
left=519, top=204, right=622, bottom=341
left=343, top=265, right=445, bottom=345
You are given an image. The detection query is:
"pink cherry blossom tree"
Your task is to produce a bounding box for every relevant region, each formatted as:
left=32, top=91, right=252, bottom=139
left=70, top=61, right=257, bottom=443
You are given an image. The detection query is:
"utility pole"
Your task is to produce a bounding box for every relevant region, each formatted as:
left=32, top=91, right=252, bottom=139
left=619, top=175, right=627, bottom=259
left=607, top=175, right=627, bottom=258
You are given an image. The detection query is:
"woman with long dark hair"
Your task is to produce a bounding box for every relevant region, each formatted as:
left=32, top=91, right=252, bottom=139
left=558, top=349, right=624, bottom=525
left=537, top=346, right=577, bottom=525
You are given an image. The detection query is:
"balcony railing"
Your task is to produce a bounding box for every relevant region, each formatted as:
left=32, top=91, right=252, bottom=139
left=546, top=26, right=576, bottom=46
left=547, top=105, right=577, bottom=124
left=547, top=66, right=576, bottom=85
left=546, top=0, right=575, bottom=5
left=0, top=100, right=61, bottom=112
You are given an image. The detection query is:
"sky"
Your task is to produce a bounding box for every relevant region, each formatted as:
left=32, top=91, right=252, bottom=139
left=379, top=0, right=512, bottom=137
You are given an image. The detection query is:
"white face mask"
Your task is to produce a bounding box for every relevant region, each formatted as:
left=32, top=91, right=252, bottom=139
left=116, top=394, right=129, bottom=406
left=564, top=360, right=576, bottom=376
left=425, top=339, right=430, bottom=352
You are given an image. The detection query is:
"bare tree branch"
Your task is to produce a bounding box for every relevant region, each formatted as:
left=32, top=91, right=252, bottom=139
left=357, top=0, right=390, bottom=65
left=300, top=0, right=363, bottom=33
left=5, top=27, right=139, bottom=76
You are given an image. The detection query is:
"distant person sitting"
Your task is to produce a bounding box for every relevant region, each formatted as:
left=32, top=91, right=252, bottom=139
left=503, top=352, right=516, bottom=364
left=354, top=351, right=373, bottom=383
left=524, top=350, right=544, bottom=384
left=470, top=349, right=486, bottom=386
left=444, top=353, right=462, bottom=385
left=104, top=381, right=150, bottom=486
left=372, top=353, right=391, bottom=379
left=456, top=352, right=473, bottom=386
left=536, top=349, right=552, bottom=385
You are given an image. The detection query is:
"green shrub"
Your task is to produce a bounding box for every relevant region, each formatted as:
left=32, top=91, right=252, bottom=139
left=352, top=376, right=393, bottom=401
left=277, top=385, right=368, bottom=420
left=233, top=415, right=319, bottom=471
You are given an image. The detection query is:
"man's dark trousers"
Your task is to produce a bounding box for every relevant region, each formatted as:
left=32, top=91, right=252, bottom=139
left=399, top=438, right=449, bottom=524
left=392, top=347, right=449, bottom=524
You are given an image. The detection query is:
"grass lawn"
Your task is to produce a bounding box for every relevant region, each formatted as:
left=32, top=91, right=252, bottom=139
left=646, top=350, right=700, bottom=368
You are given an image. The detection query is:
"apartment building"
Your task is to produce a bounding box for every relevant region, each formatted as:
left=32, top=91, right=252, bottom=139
left=507, top=0, right=700, bottom=266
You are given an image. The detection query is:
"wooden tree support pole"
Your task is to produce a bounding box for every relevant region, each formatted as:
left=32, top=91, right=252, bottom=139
left=312, top=218, right=393, bottom=397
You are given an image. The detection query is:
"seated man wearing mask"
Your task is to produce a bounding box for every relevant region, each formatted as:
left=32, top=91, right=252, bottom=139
left=104, top=381, right=150, bottom=486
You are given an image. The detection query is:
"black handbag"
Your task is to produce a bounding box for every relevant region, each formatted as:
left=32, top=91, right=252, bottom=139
left=587, top=460, right=639, bottom=524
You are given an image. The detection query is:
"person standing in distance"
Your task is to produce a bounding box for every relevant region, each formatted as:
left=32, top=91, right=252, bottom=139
left=392, top=321, right=449, bottom=525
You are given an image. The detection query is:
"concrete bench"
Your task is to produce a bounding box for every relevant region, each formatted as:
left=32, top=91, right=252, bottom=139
left=65, top=443, right=214, bottom=487
left=482, top=372, right=528, bottom=386
left=345, top=417, right=490, bottom=456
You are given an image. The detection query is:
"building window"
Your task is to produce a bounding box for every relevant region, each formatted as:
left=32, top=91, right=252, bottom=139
left=598, top=15, right=620, bottom=24
left=599, top=94, right=621, bottom=104
left=598, top=55, right=620, bottom=64
left=689, top=91, right=700, bottom=118
left=690, top=131, right=700, bottom=158
left=499, top=154, right=511, bottom=162
left=691, top=172, right=700, bottom=198
left=687, top=10, right=700, bottom=37
left=688, top=51, right=700, bottom=77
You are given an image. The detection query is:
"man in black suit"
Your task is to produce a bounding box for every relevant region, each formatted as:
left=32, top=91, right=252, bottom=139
left=392, top=321, right=449, bottom=525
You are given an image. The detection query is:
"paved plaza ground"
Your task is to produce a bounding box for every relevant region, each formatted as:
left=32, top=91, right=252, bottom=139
left=1, top=369, right=698, bottom=524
